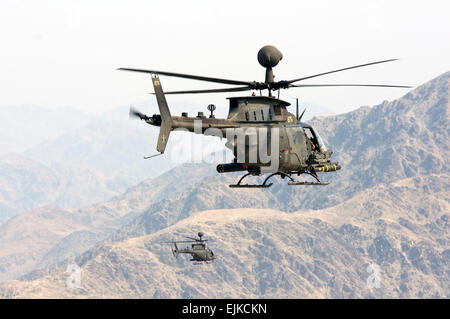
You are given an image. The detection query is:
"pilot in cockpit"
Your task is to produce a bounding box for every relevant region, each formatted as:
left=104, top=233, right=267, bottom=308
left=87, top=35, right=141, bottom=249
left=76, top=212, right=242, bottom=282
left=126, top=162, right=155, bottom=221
left=309, top=137, right=316, bottom=151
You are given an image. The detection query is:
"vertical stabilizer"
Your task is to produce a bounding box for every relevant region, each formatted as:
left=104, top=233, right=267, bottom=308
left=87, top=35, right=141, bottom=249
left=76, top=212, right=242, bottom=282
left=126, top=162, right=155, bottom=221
left=152, top=76, right=173, bottom=153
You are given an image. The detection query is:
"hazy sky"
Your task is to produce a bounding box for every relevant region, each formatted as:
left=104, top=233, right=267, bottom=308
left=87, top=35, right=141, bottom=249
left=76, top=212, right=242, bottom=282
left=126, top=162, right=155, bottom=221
left=1, top=0, right=449, bottom=117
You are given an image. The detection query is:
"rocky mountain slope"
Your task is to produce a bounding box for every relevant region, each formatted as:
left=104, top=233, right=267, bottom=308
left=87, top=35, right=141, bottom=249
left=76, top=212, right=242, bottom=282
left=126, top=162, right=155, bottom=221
left=1, top=173, right=447, bottom=298
left=0, top=104, right=190, bottom=223
left=26, top=106, right=183, bottom=183
left=0, top=105, right=91, bottom=156
left=309, top=70, right=449, bottom=195
left=0, top=154, right=132, bottom=223
left=0, top=163, right=216, bottom=281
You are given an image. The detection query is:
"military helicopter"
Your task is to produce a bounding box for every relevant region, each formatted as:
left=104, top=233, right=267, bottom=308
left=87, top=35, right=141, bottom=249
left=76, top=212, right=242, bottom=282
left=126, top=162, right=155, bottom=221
left=120, top=45, right=410, bottom=187
left=164, top=232, right=216, bottom=264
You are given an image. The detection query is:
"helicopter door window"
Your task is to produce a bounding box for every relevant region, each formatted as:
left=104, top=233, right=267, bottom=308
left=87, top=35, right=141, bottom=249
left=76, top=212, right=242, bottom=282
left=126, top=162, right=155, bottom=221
left=268, top=107, right=273, bottom=121
left=286, top=127, right=305, bottom=145
left=245, top=112, right=249, bottom=121
left=253, top=111, right=257, bottom=121
left=261, top=109, right=265, bottom=121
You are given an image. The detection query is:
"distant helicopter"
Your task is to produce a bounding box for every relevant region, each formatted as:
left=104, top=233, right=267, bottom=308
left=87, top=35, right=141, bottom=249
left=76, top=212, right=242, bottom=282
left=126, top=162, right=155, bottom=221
left=164, top=232, right=216, bottom=264
left=120, top=45, right=410, bottom=187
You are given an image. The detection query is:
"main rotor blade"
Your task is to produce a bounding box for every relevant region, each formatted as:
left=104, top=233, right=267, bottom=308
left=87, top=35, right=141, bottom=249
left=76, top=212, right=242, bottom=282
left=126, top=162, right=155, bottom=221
left=287, top=59, right=399, bottom=84
left=184, top=236, right=208, bottom=241
left=289, top=83, right=412, bottom=88
left=161, top=86, right=253, bottom=95
left=163, top=240, right=197, bottom=244
left=118, top=68, right=252, bottom=86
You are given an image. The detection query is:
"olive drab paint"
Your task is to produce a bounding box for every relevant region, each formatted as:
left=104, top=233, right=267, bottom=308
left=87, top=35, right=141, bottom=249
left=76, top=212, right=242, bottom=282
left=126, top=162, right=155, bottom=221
left=121, top=46, right=410, bottom=187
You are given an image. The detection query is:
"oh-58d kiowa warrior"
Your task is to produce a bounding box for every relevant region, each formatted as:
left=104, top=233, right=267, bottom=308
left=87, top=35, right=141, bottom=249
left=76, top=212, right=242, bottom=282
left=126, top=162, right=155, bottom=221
left=164, top=232, right=215, bottom=264
left=119, top=45, right=410, bottom=188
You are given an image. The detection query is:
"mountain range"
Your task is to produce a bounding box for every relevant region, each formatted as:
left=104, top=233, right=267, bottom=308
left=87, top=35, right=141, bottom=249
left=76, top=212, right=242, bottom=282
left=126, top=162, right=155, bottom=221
left=0, top=105, right=180, bottom=223
left=0, top=98, right=332, bottom=224
left=0, top=153, right=134, bottom=223
left=1, top=173, right=448, bottom=298
left=0, top=105, right=91, bottom=156
left=0, top=71, right=448, bottom=298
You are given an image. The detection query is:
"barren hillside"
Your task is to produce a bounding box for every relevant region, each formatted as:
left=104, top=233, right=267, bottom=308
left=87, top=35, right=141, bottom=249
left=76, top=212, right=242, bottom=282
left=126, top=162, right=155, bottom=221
left=1, top=174, right=447, bottom=298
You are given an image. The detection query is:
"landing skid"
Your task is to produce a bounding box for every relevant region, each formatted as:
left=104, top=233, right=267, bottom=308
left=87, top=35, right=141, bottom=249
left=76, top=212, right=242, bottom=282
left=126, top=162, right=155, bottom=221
left=229, top=170, right=328, bottom=188
left=288, top=170, right=329, bottom=186
left=229, top=184, right=272, bottom=188
left=288, top=181, right=329, bottom=186
left=229, top=173, right=274, bottom=188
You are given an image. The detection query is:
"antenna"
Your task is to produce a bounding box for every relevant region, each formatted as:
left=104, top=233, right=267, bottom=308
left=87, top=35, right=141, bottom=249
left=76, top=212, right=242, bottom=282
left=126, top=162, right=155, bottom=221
left=207, top=104, right=216, bottom=118
left=298, top=108, right=306, bottom=122
left=296, top=98, right=299, bottom=120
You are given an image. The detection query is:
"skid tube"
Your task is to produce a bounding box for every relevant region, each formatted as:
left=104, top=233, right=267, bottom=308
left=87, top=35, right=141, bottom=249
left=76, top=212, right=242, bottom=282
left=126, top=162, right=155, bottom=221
left=229, top=170, right=329, bottom=188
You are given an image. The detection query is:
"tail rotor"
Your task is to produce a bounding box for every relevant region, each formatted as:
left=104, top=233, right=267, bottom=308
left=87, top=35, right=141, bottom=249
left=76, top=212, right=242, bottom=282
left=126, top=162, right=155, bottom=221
left=129, top=106, right=149, bottom=121
left=172, top=242, right=179, bottom=259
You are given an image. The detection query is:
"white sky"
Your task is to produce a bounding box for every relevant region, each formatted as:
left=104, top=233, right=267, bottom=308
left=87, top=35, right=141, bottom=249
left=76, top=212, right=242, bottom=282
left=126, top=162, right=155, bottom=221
left=1, top=0, right=449, bottom=116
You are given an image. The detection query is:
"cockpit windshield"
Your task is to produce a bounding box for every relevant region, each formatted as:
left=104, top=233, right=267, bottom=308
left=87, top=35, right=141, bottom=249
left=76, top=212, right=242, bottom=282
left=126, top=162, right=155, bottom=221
left=315, top=130, right=327, bottom=152
left=302, top=125, right=327, bottom=152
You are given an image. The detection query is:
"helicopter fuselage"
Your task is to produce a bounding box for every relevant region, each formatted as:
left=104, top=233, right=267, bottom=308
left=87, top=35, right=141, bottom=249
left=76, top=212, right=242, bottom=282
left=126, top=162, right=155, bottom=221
left=177, top=244, right=216, bottom=262
left=122, top=45, right=411, bottom=187
left=144, top=95, right=340, bottom=178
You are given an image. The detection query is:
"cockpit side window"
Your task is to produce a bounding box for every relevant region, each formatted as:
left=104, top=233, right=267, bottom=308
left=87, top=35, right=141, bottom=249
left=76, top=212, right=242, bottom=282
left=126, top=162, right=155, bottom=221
left=303, top=127, right=319, bottom=151
left=274, top=105, right=281, bottom=115
left=304, top=127, right=327, bottom=152
left=315, top=131, right=327, bottom=152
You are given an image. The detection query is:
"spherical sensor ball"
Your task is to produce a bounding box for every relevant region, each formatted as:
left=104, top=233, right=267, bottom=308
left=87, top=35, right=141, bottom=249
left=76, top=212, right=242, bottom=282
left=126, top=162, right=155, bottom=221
left=257, top=45, right=283, bottom=68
